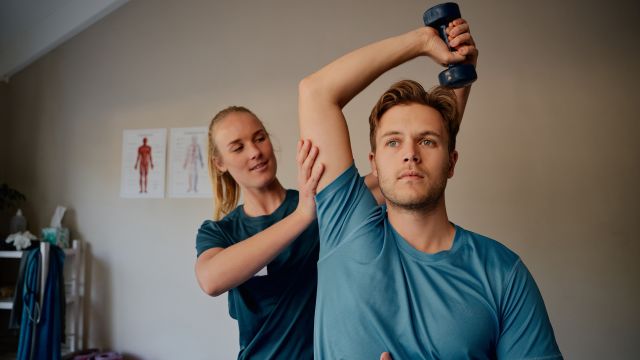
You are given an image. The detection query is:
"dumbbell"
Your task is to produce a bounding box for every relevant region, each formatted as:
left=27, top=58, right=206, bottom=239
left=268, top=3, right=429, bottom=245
left=423, top=2, right=477, bottom=88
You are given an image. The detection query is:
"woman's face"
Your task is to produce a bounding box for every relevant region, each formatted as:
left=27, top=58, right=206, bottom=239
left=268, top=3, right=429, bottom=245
left=212, top=112, right=277, bottom=190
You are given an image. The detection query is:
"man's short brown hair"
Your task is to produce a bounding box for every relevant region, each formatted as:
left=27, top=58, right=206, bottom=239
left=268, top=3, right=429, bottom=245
left=369, top=80, right=460, bottom=152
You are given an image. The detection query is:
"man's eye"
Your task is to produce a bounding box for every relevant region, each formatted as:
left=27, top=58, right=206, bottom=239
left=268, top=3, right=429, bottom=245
left=386, top=140, right=399, bottom=147
left=420, top=139, right=434, bottom=146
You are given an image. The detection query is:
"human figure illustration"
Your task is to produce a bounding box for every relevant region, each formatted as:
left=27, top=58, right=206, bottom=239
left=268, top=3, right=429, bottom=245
left=183, top=135, right=204, bottom=192
left=134, top=137, right=154, bottom=193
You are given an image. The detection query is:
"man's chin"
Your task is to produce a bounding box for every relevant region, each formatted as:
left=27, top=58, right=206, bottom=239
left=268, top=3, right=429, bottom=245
left=383, top=189, right=443, bottom=211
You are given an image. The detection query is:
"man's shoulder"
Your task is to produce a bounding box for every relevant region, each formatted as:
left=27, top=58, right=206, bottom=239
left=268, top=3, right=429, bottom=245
left=458, top=226, right=521, bottom=268
left=316, top=163, right=359, bottom=201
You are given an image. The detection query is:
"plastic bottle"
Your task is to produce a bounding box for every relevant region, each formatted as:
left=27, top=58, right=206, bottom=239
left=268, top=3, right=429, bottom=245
left=9, top=209, right=27, bottom=233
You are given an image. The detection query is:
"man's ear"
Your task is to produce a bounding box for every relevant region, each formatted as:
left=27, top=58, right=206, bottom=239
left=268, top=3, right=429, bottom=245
left=369, top=151, right=378, bottom=177
left=447, top=150, right=458, bottom=178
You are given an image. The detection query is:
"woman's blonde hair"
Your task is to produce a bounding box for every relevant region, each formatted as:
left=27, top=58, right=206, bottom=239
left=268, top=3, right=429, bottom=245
left=208, top=106, right=262, bottom=220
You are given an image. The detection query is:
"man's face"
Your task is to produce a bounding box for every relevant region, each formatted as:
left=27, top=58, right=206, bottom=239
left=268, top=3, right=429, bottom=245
left=369, top=103, right=457, bottom=211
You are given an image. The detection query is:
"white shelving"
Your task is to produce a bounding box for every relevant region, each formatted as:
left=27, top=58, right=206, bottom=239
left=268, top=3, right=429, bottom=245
left=0, top=239, right=85, bottom=353
left=0, top=251, right=22, bottom=258
left=63, top=239, right=85, bottom=353
left=0, top=300, right=12, bottom=310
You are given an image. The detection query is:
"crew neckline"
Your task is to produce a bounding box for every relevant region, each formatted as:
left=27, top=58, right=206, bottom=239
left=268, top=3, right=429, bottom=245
left=389, top=218, right=465, bottom=263
left=239, top=189, right=293, bottom=223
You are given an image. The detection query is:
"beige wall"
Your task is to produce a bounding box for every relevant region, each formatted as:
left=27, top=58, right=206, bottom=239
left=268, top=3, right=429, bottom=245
left=2, top=0, right=639, bottom=358
left=0, top=81, right=8, bottom=181
left=0, top=81, right=9, bottom=230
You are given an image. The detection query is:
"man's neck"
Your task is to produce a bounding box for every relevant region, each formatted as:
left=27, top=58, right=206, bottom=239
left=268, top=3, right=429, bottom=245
left=386, top=198, right=455, bottom=254
left=242, top=180, right=287, bottom=217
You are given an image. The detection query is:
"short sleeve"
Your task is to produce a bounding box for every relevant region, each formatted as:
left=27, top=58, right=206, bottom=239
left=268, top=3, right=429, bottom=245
left=195, top=220, right=230, bottom=257
left=315, top=164, right=378, bottom=259
left=497, top=259, right=563, bottom=359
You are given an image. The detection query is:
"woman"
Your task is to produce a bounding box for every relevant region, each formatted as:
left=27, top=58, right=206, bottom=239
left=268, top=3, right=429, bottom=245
left=194, top=106, right=325, bottom=359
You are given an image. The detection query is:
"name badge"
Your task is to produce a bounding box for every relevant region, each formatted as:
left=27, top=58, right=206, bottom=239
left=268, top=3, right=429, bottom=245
left=255, top=266, right=268, bottom=277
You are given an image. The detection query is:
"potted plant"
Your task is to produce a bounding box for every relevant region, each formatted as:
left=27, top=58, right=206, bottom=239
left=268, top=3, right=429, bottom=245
left=0, top=183, right=26, bottom=212
left=0, top=183, right=27, bottom=248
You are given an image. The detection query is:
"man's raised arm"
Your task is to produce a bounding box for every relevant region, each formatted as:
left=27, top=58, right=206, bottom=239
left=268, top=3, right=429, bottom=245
left=298, top=24, right=474, bottom=192
left=446, top=19, right=478, bottom=121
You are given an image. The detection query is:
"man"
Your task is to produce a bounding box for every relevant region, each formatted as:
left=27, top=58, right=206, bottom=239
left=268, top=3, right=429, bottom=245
left=298, top=18, right=562, bottom=359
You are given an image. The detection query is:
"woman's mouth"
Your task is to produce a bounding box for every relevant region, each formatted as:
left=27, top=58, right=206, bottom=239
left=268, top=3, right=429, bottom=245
left=250, top=161, right=268, bottom=171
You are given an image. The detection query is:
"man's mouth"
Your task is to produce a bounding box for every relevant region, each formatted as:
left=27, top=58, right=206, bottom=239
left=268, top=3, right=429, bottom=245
left=398, top=170, right=424, bottom=180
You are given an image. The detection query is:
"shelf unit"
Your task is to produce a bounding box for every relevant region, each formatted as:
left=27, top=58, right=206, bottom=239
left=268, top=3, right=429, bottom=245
left=0, top=239, right=85, bottom=354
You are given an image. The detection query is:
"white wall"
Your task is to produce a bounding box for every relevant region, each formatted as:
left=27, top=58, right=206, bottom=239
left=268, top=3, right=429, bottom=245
left=0, top=0, right=129, bottom=80
left=2, top=0, right=639, bottom=358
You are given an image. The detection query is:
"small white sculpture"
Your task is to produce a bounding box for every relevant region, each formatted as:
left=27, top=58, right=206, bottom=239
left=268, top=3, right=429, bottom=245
left=5, top=231, right=37, bottom=251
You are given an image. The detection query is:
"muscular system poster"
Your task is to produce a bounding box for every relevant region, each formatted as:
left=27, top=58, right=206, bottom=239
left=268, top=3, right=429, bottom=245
left=120, top=128, right=167, bottom=198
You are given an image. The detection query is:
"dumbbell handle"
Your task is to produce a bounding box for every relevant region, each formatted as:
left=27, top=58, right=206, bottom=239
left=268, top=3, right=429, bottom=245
left=435, top=24, right=454, bottom=67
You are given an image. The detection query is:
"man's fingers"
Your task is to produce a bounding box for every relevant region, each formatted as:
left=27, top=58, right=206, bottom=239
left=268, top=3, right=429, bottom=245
left=449, top=18, right=466, bottom=27
left=447, top=22, right=470, bottom=38
left=449, top=33, right=474, bottom=48
left=443, top=51, right=465, bottom=65
left=454, top=44, right=478, bottom=58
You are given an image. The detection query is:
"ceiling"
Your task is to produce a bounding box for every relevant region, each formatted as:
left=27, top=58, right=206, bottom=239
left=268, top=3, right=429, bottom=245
left=0, top=0, right=129, bottom=82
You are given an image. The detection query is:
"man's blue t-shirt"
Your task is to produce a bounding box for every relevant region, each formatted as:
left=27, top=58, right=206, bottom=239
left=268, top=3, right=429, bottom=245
left=314, top=165, right=562, bottom=359
left=196, top=189, right=318, bottom=360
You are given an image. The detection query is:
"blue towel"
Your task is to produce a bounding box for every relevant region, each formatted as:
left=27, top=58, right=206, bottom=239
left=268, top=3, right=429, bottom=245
left=17, top=246, right=65, bottom=360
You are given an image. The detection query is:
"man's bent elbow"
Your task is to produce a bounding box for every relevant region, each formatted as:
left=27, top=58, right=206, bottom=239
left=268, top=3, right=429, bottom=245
left=298, top=76, right=319, bottom=104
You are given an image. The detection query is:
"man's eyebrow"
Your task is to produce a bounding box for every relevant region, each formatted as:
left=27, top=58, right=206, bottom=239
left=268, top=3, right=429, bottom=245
left=379, top=130, right=442, bottom=138
left=380, top=131, right=402, bottom=138
left=417, top=130, right=442, bottom=138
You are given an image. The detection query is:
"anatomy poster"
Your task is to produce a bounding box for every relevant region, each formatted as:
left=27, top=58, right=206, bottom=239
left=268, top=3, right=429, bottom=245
left=121, top=128, right=167, bottom=198
left=168, top=127, right=211, bottom=198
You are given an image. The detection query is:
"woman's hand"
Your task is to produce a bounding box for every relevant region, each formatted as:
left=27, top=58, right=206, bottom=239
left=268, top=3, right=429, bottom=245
left=296, top=139, right=325, bottom=221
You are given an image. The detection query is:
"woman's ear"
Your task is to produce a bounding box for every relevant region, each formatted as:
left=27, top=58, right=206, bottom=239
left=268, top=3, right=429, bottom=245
left=213, top=156, right=227, bottom=173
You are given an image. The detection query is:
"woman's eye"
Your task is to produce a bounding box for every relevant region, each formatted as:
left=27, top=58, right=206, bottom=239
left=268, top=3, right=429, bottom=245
left=256, top=136, right=266, bottom=143
left=231, top=146, right=243, bottom=152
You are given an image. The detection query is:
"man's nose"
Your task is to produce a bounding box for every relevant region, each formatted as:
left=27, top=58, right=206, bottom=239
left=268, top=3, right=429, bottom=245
left=403, top=154, right=419, bottom=162
left=403, top=145, right=420, bottom=163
